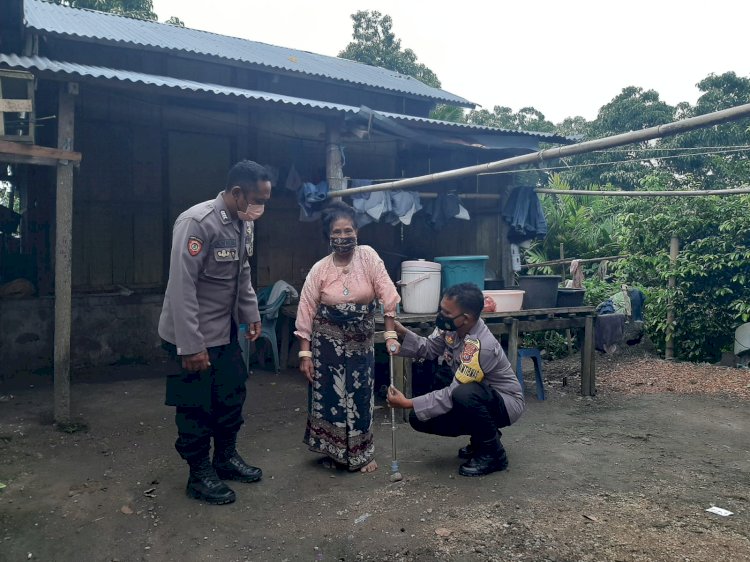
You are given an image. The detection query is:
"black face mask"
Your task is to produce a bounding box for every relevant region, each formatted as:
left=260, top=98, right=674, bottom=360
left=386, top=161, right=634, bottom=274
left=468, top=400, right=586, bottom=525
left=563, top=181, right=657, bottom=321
left=435, top=312, right=463, bottom=331
left=330, top=236, right=357, bottom=254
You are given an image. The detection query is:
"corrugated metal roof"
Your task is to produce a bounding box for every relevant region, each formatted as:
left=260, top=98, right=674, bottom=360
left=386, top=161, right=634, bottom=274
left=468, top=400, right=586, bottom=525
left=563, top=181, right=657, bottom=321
left=380, top=112, right=573, bottom=142
left=0, top=54, right=571, bottom=144
left=0, top=54, right=358, bottom=113
left=24, top=0, right=474, bottom=107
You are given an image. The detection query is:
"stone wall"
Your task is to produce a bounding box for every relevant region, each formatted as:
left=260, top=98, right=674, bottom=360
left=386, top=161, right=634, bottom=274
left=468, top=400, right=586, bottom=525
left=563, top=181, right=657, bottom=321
left=0, top=293, right=164, bottom=378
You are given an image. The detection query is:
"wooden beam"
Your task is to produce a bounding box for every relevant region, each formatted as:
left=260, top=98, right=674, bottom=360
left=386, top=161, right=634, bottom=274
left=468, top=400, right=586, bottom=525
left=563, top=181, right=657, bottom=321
left=0, top=99, right=33, bottom=113
left=581, top=315, right=595, bottom=396
left=54, top=83, right=76, bottom=425
left=0, top=139, right=81, bottom=167
left=325, top=119, right=346, bottom=192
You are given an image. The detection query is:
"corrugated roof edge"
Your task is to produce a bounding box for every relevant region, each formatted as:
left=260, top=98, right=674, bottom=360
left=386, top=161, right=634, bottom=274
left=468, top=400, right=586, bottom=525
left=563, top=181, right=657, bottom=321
left=0, top=54, right=571, bottom=143
left=380, top=112, right=576, bottom=144
left=24, top=0, right=475, bottom=108
left=0, top=54, right=358, bottom=113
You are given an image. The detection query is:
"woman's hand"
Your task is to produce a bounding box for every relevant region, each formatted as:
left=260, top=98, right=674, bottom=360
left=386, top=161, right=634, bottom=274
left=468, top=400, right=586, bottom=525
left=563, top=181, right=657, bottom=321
left=245, top=322, right=262, bottom=342
left=299, top=356, right=314, bottom=384
left=386, top=338, right=400, bottom=355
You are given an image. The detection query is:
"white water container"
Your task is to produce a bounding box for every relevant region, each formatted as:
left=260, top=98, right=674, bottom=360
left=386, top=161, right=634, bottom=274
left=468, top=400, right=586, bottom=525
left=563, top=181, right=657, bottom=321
left=735, top=322, right=750, bottom=356
left=399, top=260, right=442, bottom=313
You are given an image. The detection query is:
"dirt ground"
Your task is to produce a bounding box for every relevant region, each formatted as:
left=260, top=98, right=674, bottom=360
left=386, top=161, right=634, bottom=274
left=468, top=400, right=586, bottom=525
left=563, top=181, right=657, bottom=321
left=1, top=349, right=749, bottom=562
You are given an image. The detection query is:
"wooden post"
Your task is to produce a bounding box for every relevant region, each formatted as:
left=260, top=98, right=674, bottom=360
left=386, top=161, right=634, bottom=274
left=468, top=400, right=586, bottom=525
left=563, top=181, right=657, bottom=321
left=581, top=315, right=595, bottom=396
left=325, top=120, right=346, bottom=192
left=507, top=319, right=519, bottom=374
left=559, top=243, right=565, bottom=282
left=665, top=236, right=679, bottom=360
left=54, top=83, right=76, bottom=424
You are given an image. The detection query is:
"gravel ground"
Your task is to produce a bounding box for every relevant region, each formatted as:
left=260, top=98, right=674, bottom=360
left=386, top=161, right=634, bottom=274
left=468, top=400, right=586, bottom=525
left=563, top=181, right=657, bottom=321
left=1, top=347, right=748, bottom=561
left=542, top=341, right=750, bottom=401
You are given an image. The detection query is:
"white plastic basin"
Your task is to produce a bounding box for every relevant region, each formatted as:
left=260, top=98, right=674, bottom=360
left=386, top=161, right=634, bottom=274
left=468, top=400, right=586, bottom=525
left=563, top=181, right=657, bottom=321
left=483, top=290, right=525, bottom=313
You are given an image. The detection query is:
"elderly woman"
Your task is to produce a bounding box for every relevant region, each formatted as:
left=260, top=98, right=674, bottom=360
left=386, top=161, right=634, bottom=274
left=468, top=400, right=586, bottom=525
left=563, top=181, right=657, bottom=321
left=295, top=201, right=400, bottom=473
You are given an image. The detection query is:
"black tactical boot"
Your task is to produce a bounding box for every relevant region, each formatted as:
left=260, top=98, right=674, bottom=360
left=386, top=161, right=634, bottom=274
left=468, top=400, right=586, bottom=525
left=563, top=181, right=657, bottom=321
left=186, top=458, right=236, bottom=504
left=459, top=430, right=501, bottom=459
left=457, top=440, right=475, bottom=459
left=458, top=436, right=508, bottom=477
left=213, top=438, right=263, bottom=483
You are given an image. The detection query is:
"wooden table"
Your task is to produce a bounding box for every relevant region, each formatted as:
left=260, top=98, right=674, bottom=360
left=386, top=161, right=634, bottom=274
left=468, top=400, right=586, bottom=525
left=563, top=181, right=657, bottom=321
left=279, top=305, right=597, bottom=397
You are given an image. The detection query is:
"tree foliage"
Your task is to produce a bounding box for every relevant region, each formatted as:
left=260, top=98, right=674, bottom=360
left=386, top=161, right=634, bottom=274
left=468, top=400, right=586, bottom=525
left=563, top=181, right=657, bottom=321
left=661, top=72, right=750, bottom=188
left=54, top=0, right=183, bottom=25
left=612, top=177, right=750, bottom=362
left=339, top=11, right=441, bottom=89
left=54, top=0, right=157, bottom=20
left=467, top=105, right=555, bottom=132
left=559, top=87, right=676, bottom=189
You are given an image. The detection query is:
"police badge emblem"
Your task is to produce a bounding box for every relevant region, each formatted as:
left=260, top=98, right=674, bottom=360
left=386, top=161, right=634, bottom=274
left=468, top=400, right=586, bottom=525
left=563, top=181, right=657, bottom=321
left=187, top=236, right=203, bottom=256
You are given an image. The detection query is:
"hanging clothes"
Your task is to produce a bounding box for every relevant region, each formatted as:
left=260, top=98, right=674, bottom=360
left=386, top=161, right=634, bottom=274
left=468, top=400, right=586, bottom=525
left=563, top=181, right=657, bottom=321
left=427, top=192, right=470, bottom=230
left=297, top=181, right=329, bottom=222
left=502, top=187, right=548, bottom=243
left=349, top=183, right=423, bottom=228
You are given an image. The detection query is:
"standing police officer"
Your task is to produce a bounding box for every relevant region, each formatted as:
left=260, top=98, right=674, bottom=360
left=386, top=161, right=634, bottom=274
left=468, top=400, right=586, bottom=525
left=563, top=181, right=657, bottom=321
left=159, top=160, right=272, bottom=504
left=387, top=283, right=525, bottom=477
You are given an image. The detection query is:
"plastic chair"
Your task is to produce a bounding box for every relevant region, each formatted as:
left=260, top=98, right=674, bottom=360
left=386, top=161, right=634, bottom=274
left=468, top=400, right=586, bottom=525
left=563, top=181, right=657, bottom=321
left=239, top=286, right=290, bottom=374
left=515, top=348, right=545, bottom=400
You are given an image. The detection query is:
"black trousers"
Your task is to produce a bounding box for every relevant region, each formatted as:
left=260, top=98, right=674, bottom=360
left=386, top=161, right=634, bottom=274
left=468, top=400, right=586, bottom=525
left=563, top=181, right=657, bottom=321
left=163, top=339, right=248, bottom=465
left=409, top=382, right=511, bottom=443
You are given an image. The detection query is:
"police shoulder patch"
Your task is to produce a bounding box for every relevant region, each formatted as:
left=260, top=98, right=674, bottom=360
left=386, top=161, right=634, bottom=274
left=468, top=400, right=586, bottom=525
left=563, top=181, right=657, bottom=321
left=187, top=236, right=203, bottom=256
left=455, top=337, right=485, bottom=384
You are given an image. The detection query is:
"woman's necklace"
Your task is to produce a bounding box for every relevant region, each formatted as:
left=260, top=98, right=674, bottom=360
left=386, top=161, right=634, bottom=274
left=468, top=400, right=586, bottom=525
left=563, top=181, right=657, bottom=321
left=332, top=249, right=356, bottom=296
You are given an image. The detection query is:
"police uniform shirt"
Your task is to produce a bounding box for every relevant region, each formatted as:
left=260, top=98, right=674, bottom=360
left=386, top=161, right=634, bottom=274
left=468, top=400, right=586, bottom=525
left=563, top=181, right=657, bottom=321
left=158, top=192, right=261, bottom=356
left=399, top=318, right=525, bottom=424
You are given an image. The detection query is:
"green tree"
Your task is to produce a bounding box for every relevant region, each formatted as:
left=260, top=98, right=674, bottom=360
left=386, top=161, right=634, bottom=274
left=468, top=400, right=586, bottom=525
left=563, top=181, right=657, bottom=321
left=560, top=87, right=675, bottom=189
left=467, top=105, right=555, bottom=132
left=339, top=11, right=441, bottom=89
left=525, top=174, right=619, bottom=268
left=613, top=175, right=750, bottom=361
left=164, top=16, right=185, bottom=27
left=54, top=0, right=183, bottom=25
left=54, top=0, right=157, bottom=20
left=555, top=115, right=588, bottom=138
left=662, top=72, right=750, bottom=189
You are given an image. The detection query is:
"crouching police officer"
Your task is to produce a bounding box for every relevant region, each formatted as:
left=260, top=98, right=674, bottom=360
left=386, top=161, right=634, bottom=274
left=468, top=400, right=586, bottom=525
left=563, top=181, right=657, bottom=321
left=387, top=283, right=525, bottom=476
left=158, top=160, right=272, bottom=504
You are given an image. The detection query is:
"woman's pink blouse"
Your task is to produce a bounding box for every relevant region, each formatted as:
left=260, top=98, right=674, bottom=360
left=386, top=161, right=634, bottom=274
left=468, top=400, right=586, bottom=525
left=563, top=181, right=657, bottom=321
left=294, top=245, right=400, bottom=341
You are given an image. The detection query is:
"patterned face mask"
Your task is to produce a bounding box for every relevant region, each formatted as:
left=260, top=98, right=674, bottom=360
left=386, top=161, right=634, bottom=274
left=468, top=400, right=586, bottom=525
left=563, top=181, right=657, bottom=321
left=330, top=236, right=357, bottom=254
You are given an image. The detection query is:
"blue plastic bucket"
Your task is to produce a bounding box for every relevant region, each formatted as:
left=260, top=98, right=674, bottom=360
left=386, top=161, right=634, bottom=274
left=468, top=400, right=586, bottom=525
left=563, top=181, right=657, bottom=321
left=434, top=255, right=489, bottom=291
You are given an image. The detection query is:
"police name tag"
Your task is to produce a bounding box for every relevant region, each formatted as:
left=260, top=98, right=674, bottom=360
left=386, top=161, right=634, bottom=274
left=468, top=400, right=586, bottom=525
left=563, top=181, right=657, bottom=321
left=455, top=337, right=485, bottom=383
left=214, top=248, right=238, bottom=261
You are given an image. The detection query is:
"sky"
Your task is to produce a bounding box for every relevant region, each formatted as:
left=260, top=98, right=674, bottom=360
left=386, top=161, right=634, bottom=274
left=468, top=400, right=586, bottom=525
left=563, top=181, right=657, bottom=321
left=151, top=0, right=749, bottom=123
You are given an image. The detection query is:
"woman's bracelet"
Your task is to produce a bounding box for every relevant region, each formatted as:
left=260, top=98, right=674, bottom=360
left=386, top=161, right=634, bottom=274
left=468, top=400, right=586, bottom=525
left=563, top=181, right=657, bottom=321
left=384, top=331, right=398, bottom=341
left=298, top=350, right=313, bottom=359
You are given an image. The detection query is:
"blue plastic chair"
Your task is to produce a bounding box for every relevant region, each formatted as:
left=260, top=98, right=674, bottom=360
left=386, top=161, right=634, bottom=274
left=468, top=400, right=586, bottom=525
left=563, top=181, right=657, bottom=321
left=515, top=348, right=546, bottom=400
left=240, top=286, right=290, bottom=373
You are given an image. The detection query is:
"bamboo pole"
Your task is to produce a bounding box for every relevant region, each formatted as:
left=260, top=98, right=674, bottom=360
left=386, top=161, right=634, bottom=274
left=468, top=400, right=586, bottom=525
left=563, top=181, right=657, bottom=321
left=330, top=102, right=750, bottom=198
left=535, top=187, right=750, bottom=197
left=520, top=254, right=629, bottom=269
left=665, top=236, right=680, bottom=360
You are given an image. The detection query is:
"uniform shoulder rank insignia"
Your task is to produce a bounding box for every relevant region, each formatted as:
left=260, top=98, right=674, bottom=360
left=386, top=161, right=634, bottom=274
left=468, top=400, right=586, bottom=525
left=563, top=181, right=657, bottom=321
left=187, top=236, right=203, bottom=257
left=220, top=209, right=229, bottom=223
left=455, top=337, right=485, bottom=384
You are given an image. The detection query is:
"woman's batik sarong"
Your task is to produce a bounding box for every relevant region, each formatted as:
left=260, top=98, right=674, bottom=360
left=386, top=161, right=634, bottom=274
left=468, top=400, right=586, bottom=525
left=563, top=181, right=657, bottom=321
left=304, top=302, right=375, bottom=470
